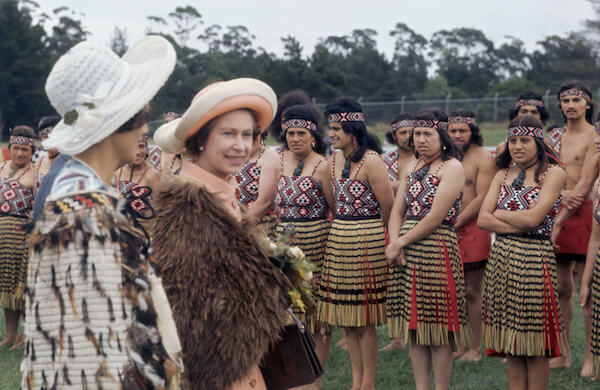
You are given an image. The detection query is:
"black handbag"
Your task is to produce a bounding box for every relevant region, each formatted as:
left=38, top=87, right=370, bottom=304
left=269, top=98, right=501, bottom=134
left=260, top=309, right=324, bottom=390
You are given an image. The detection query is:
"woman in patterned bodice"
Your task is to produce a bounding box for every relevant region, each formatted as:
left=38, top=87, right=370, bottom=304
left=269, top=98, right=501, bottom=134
left=0, top=126, right=36, bottom=350
left=478, top=115, right=566, bottom=390
left=316, top=97, right=393, bottom=390
left=385, top=109, right=467, bottom=390
left=580, top=117, right=600, bottom=379
left=275, top=103, right=334, bottom=385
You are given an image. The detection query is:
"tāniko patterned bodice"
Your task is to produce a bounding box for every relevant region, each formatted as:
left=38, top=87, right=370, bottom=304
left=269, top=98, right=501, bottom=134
left=331, top=151, right=381, bottom=219
left=548, top=127, right=566, bottom=154
left=276, top=176, right=328, bottom=221
left=235, top=160, right=261, bottom=207
left=382, top=150, right=399, bottom=181
left=404, top=170, right=462, bottom=224
left=496, top=176, right=560, bottom=238
left=117, top=180, right=137, bottom=195
left=0, top=163, right=33, bottom=218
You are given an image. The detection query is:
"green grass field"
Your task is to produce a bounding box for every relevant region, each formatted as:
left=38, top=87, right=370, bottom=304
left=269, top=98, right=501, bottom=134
left=0, top=296, right=596, bottom=389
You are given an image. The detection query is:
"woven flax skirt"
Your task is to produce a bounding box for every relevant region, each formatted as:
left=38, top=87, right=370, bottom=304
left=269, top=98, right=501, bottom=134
left=277, top=218, right=331, bottom=333
left=591, top=250, right=600, bottom=376
left=387, top=219, right=469, bottom=348
left=0, top=215, right=28, bottom=311
left=482, top=234, right=564, bottom=357
left=316, top=217, right=388, bottom=327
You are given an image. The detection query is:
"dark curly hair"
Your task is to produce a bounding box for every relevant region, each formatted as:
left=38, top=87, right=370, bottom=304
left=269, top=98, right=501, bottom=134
left=409, top=108, right=461, bottom=161
left=509, top=91, right=550, bottom=124
left=557, top=81, right=595, bottom=124
left=268, top=89, right=312, bottom=141
left=496, top=114, right=560, bottom=184
left=386, top=112, right=414, bottom=144
left=449, top=109, right=483, bottom=149
left=280, top=104, right=327, bottom=155
left=10, top=125, right=37, bottom=153
left=324, top=96, right=382, bottom=162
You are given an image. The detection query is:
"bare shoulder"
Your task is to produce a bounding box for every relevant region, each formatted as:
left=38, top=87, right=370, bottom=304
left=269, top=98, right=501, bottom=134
left=262, top=147, right=280, bottom=161
left=364, top=151, right=385, bottom=167
left=546, top=164, right=567, bottom=181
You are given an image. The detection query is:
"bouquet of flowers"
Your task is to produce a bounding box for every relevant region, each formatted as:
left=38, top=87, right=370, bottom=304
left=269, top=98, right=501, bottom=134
left=262, top=235, right=316, bottom=314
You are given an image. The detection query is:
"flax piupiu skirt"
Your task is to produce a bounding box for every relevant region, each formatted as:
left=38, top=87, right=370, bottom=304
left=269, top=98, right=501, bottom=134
left=316, top=217, right=388, bottom=327
left=0, top=215, right=28, bottom=311
left=277, top=217, right=332, bottom=333
left=482, top=234, right=565, bottom=357
left=590, top=249, right=600, bottom=376
left=387, top=219, right=469, bottom=349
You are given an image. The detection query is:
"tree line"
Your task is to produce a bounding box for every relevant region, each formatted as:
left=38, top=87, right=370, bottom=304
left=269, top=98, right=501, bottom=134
left=1, top=0, right=600, bottom=134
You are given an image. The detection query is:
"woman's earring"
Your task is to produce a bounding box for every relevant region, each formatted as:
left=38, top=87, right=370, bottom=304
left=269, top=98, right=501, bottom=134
left=311, top=140, right=316, bottom=149
left=442, top=145, right=447, bottom=151
left=199, top=146, right=204, bottom=152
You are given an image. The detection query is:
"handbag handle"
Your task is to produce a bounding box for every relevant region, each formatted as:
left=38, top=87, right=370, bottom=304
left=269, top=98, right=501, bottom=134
left=286, top=308, right=305, bottom=333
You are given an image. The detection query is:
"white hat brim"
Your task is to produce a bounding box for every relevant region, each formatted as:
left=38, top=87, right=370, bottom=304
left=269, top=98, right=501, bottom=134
left=44, top=35, right=176, bottom=155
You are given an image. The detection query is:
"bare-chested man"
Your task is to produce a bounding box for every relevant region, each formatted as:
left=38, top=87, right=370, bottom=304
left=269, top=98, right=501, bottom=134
left=382, top=113, right=417, bottom=194
left=549, top=82, right=599, bottom=375
left=448, top=110, right=496, bottom=361
left=495, top=91, right=551, bottom=156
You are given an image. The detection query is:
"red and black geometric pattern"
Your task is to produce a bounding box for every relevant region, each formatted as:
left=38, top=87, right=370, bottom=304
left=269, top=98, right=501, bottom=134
left=507, top=126, right=544, bottom=140
left=548, top=127, right=566, bottom=154
left=449, top=116, right=477, bottom=125
left=147, top=146, right=162, bottom=170
left=235, top=160, right=261, bottom=207
left=283, top=119, right=317, bottom=132
left=496, top=184, right=559, bottom=237
left=404, top=171, right=461, bottom=224
left=382, top=150, right=399, bottom=181
left=391, top=120, right=414, bottom=131
left=0, top=178, right=33, bottom=217
left=333, top=178, right=380, bottom=218
left=559, top=88, right=591, bottom=103
left=9, top=135, right=34, bottom=148
left=328, top=112, right=364, bottom=123
left=515, top=99, right=544, bottom=108
left=414, top=119, right=448, bottom=131
left=276, top=176, right=328, bottom=220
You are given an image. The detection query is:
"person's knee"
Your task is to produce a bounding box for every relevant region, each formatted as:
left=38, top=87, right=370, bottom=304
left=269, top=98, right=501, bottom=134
left=557, top=277, right=574, bottom=298
left=464, top=282, right=481, bottom=303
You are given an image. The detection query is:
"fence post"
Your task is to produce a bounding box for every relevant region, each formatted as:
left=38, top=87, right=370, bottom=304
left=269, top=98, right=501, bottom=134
left=493, top=92, right=499, bottom=123
left=445, top=93, right=451, bottom=113
left=544, top=89, right=550, bottom=103
left=401, top=95, right=406, bottom=113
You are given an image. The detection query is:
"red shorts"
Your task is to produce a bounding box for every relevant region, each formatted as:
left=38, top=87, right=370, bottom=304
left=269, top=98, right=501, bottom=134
left=458, top=218, right=491, bottom=269
left=555, top=199, right=592, bottom=259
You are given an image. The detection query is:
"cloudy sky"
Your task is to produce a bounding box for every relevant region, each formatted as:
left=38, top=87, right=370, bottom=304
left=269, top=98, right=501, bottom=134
left=35, top=0, right=595, bottom=58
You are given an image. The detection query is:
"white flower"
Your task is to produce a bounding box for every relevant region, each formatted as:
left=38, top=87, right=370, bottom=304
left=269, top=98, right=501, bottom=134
left=269, top=242, right=277, bottom=250
left=289, top=246, right=304, bottom=257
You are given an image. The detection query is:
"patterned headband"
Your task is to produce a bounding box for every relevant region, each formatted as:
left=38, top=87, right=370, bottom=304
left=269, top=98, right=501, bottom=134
left=139, top=133, right=149, bottom=143
left=413, top=119, right=448, bottom=131
left=391, top=119, right=414, bottom=131
left=595, top=121, right=600, bottom=132
left=283, top=118, right=318, bottom=132
left=328, top=112, right=365, bottom=123
left=516, top=99, right=544, bottom=108
left=9, top=135, right=34, bottom=147
left=39, top=127, right=53, bottom=138
left=559, top=88, right=591, bottom=103
left=163, top=111, right=180, bottom=118
left=507, top=126, right=544, bottom=139
left=448, top=116, right=477, bottom=125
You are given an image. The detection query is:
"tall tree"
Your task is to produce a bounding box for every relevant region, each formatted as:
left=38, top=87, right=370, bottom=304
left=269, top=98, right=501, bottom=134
left=45, top=6, right=89, bottom=58
left=167, top=5, right=202, bottom=47
left=109, top=26, right=128, bottom=56
left=0, top=0, right=53, bottom=134
left=389, top=23, right=428, bottom=96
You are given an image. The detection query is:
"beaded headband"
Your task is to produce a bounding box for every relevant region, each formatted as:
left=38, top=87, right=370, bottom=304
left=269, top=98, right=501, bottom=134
left=507, top=126, right=544, bottom=139
left=328, top=112, right=364, bottom=123
left=283, top=118, right=317, bottom=132
left=516, top=99, right=544, bottom=108
left=9, top=135, right=35, bottom=147
left=39, top=127, right=53, bottom=138
left=413, top=119, right=448, bottom=131
left=448, top=116, right=477, bottom=125
left=559, top=88, right=591, bottom=103
left=139, top=133, right=149, bottom=143
left=391, top=119, right=414, bottom=131
left=163, top=111, right=181, bottom=119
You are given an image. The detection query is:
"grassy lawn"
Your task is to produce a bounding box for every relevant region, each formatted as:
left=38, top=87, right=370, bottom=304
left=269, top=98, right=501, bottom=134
left=0, top=296, right=596, bottom=389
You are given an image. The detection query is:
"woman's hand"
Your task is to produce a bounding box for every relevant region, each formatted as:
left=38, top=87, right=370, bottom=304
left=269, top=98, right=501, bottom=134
left=386, top=238, right=406, bottom=266
left=580, top=284, right=593, bottom=318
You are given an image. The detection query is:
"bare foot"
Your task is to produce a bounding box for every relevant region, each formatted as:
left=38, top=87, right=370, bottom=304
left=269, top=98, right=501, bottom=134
left=0, top=336, right=16, bottom=348
left=458, top=349, right=482, bottom=362
left=549, top=356, right=571, bottom=369
left=581, top=359, right=597, bottom=380
left=379, top=339, right=405, bottom=352
left=453, top=348, right=465, bottom=359
left=9, top=334, right=25, bottom=350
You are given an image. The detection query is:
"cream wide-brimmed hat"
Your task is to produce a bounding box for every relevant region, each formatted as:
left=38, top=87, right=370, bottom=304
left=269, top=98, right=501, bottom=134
left=154, top=78, right=277, bottom=154
left=43, top=35, right=176, bottom=155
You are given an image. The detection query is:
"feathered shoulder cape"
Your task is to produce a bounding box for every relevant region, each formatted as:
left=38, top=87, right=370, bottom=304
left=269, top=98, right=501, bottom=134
left=151, top=176, right=290, bottom=390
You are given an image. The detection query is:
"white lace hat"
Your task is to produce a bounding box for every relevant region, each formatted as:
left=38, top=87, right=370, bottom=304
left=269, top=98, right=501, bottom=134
left=43, top=35, right=176, bottom=155
left=154, top=78, right=277, bottom=154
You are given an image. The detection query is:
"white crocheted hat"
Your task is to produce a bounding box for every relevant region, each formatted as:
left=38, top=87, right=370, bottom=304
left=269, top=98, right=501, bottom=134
left=154, top=78, right=277, bottom=154
left=44, top=35, right=176, bottom=155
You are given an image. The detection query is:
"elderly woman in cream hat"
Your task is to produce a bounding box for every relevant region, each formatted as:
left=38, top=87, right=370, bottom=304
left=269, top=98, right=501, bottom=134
left=21, top=36, right=180, bottom=389
left=152, top=78, right=292, bottom=390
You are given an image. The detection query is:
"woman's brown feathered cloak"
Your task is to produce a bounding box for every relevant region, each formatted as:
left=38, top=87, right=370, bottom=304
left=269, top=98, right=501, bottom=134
left=151, top=176, right=290, bottom=390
